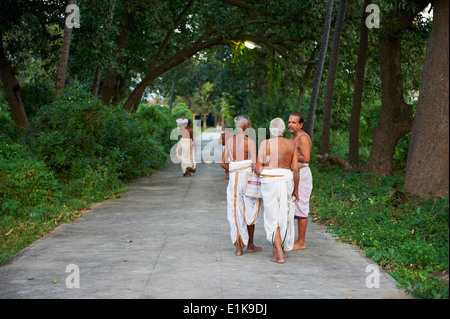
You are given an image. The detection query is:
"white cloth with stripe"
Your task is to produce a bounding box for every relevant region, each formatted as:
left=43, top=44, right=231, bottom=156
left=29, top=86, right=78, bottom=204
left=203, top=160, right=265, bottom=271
left=260, top=168, right=295, bottom=251
left=226, top=160, right=262, bottom=247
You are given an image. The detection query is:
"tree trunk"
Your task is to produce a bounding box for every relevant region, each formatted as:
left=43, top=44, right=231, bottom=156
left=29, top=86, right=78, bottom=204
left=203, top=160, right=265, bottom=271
left=404, top=0, right=449, bottom=198
left=364, top=36, right=413, bottom=176
left=101, top=1, right=133, bottom=105
left=305, top=0, right=334, bottom=139
left=299, top=48, right=318, bottom=106
left=0, top=30, right=29, bottom=128
left=169, top=79, right=175, bottom=114
left=123, top=37, right=226, bottom=111
left=348, top=0, right=370, bottom=166
left=55, top=0, right=77, bottom=97
left=91, top=1, right=115, bottom=98
left=364, top=2, right=429, bottom=177
left=320, top=0, right=347, bottom=155
left=91, top=67, right=102, bottom=97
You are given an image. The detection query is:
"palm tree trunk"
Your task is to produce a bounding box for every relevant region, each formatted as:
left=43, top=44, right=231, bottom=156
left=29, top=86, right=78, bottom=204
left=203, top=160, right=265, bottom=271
left=55, top=0, right=77, bottom=97
left=305, top=0, right=334, bottom=139
left=348, top=0, right=371, bottom=166
left=320, top=0, right=347, bottom=155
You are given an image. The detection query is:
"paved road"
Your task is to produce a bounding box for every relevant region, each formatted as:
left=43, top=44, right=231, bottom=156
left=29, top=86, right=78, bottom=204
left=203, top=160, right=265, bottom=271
left=0, top=133, right=409, bottom=299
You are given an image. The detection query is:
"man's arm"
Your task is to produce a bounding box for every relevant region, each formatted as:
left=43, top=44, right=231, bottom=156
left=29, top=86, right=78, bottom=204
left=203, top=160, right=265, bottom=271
left=221, top=143, right=229, bottom=171
left=291, top=141, right=299, bottom=202
left=248, top=139, right=257, bottom=171
left=254, top=140, right=265, bottom=175
left=297, top=134, right=311, bottom=163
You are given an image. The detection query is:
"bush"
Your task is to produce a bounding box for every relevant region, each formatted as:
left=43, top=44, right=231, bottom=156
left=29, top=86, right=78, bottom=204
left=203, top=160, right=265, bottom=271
left=310, top=166, right=449, bottom=299
left=0, top=141, right=62, bottom=219
left=1, top=87, right=174, bottom=265
left=29, top=88, right=171, bottom=184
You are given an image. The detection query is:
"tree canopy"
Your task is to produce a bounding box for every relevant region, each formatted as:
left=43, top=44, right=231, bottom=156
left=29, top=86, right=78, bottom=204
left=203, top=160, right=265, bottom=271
left=0, top=0, right=448, bottom=198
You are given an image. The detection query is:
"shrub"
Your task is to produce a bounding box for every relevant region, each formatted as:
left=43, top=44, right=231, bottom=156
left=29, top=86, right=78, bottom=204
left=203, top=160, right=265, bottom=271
left=310, top=165, right=449, bottom=299
left=29, top=88, right=170, bottom=183
left=0, top=140, right=62, bottom=219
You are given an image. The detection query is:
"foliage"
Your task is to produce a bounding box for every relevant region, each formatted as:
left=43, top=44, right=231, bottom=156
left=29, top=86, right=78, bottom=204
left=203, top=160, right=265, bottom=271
left=310, top=165, right=449, bottom=299
left=0, top=87, right=174, bottom=265
left=29, top=87, right=169, bottom=183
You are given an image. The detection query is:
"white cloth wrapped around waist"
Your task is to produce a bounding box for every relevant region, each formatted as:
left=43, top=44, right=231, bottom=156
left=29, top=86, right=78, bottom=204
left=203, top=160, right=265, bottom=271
left=259, top=168, right=293, bottom=183
left=260, top=168, right=295, bottom=251
left=226, top=159, right=262, bottom=247
left=229, top=159, right=253, bottom=173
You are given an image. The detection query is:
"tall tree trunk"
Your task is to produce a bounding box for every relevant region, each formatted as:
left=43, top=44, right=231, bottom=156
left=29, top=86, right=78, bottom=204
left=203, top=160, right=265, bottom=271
left=123, top=37, right=226, bottom=111
left=320, top=0, right=347, bottom=155
left=91, top=67, right=102, bottom=97
left=364, top=36, right=413, bottom=176
left=91, top=1, right=116, bottom=98
left=299, top=48, right=318, bottom=106
left=364, top=2, right=429, bottom=177
left=348, top=0, right=370, bottom=166
left=404, top=0, right=449, bottom=198
left=305, top=0, right=334, bottom=139
left=0, top=30, right=29, bottom=128
left=55, top=0, right=77, bottom=97
left=101, top=0, right=133, bottom=105
left=169, top=79, right=176, bottom=114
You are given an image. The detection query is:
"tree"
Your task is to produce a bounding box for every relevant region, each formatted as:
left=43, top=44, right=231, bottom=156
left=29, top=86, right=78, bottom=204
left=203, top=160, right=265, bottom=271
left=0, top=0, right=66, bottom=127
left=55, top=0, right=77, bottom=97
left=320, top=0, right=347, bottom=155
left=404, top=0, right=449, bottom=198
left=348, top=0, right=371, bottom=166
left=0, top=29, right=29, bottom=128
left=121, top=0, right=319, bottom=112
left=364, top=0, right=429, bottom=177
left=305, top=0, right=334, bottom=139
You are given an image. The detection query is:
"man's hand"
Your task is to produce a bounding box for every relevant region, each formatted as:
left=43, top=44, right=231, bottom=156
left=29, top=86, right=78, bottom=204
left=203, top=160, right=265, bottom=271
left=292, top=190, right=299, bottom=203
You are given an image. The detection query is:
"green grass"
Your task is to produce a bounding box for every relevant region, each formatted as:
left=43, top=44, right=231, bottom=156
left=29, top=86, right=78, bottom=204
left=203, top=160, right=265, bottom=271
left=309, top=165, right=449, bottom=299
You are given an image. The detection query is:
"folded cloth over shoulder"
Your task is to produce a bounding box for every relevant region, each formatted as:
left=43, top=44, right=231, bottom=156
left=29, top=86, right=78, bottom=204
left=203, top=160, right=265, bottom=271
left=260, top=168, right=295, bottom=251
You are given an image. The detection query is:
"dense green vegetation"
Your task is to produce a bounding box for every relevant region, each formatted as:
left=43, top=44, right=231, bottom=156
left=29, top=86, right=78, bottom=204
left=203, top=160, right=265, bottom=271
left=0, top=0, right=448, bottom=299
left=0, top=87, right=174, bottom=265
left=310, top=164, right=448, bottom=299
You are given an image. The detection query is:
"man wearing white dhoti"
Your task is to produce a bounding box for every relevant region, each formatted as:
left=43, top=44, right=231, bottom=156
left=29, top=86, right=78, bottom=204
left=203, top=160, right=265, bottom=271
left=221, top=115, right=262, bottom=256
left=288, top=112, right=313, bottom=250
left=255, top=118, right=299, bottom=263
left=176, top=118, right=196, bottom=176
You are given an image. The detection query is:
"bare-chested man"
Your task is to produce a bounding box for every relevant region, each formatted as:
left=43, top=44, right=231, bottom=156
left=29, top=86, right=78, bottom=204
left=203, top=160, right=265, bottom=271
left=221, top=115, right=262, bottom=256
left=288, top=112, right=313, bottom=250
left=255, top=118, right=299, bottom=263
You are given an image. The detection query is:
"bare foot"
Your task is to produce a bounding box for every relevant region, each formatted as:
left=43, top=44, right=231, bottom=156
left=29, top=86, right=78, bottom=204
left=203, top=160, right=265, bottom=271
left=292, top=241, right=307, bottom=250
left=271, top=257, right=285, bottom=263
left=272, top=246, right=285, bottom=263
left=235, top=242, right=244, bottom=256
left=247, top=244, right=262, bottom=253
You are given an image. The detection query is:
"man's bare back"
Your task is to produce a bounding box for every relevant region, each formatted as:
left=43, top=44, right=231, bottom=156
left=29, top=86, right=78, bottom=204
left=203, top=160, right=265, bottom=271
left=258, top=137, right=297, bottom=170
left=228, top=135, right=256, bottom=162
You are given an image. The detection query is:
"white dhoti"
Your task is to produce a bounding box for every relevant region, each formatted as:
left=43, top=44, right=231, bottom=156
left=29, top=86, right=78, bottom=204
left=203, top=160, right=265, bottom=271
left=260, top=168, right=295, bottom=251
left=176, top=138, right=196, bottom=173
left=294, top=166, right=313, bottom=219
left=227, top=160, right=262, bottom=247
